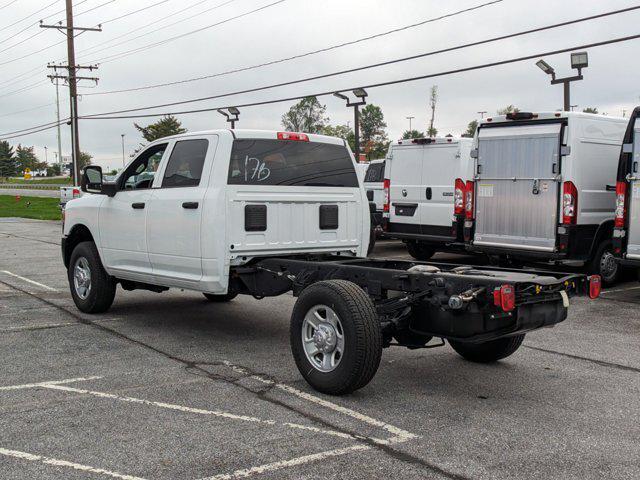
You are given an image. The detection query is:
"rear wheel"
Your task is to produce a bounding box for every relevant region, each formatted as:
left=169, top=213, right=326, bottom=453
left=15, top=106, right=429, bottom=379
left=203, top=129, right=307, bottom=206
left=68, top=241, right=116, bottom=314
left=290, top=280, right=382, bottom=395
left=406, top=241, right=435, bottom=261
left=588, top=240, right=619, bottom=287
left=203, top=292, right=238, bottom=302
left=449, top=334, right=525, bottom=363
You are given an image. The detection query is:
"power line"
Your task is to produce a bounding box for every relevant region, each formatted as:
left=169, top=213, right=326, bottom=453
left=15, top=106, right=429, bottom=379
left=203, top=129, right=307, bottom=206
left=83, top=0, right=506, bottom=96
left=0, top=80, right=49, bottom=99
left=0, top=119, right=68, bottom=138
left=81, top=32, right=640, bottom=120
left=81, top=6, right=640, bottom=117
left=0, top=122, right=66, bottom=141
left=89, top=0, right=286, bottom=64
left=74, top=0, right=117, bottom=19
left=99, top=0, right=171, bottom=25
left=0, top=0, right=19, bottom=11
left=0, top=0, right=58, bottom=33
left=0, top=102, right=58, bottom=119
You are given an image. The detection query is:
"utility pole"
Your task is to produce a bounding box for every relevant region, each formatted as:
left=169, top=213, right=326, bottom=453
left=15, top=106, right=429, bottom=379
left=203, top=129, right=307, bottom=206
left=428, top=86, right=438, bottom=137
left=41, top=0, right=101, bottom=186
left=54, top=78, right=63, bottom=173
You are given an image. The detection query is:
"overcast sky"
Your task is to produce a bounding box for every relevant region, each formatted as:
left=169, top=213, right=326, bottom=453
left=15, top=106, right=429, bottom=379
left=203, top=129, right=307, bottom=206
left=1, top=0, right=639, bottom=170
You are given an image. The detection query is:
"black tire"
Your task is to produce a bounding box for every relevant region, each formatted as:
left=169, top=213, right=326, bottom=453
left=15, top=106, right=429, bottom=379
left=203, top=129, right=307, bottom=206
left=67, top=241, right=116, bottom=314
left=406, top=241, right=436, bottom=261
left=449, top=334, right=525, bottom=363
left=290, top=280, right=382, bottom=395
left=587, top=240, right=619, bottom=287
left=203, top=292, right=238, bottom=302
left=367, top=227, right=376, bottom=256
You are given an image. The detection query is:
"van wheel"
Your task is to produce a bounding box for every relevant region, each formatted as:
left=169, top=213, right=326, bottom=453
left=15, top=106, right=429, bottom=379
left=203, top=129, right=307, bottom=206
left=588, top=240, right=619, bottom=287
left=449, top=334, right=525, bottom=363
left=290, top=280, right=382, bottom=395
left=406, top=241, right=435, bottom=261
left=68, top=241, right=116, bottom=314
left=203, top=292, right=238, bottom=302
left=367, top=227, right=376, bottom=256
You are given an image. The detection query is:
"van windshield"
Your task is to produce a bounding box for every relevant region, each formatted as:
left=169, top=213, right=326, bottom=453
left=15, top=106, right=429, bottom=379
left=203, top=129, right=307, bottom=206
left=228, top=139, right=358, bottom=187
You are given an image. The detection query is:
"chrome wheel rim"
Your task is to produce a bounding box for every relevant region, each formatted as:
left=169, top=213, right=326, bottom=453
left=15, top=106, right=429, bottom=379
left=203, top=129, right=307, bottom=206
left=600, top=250, right=617, bottom=282
left=302, top=305, right=344, bottom=373
left=73, top=257, right=92, bottom=300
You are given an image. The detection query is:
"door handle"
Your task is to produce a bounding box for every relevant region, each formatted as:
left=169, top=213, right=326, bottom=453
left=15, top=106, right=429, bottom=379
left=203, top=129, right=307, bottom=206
left=605, top=184, right=616, bottom=192
left=182, top=202, right=199, bottom=209
left=425, top=187, right=432, bottom=200
left=131, top=202, right=145, bottom=209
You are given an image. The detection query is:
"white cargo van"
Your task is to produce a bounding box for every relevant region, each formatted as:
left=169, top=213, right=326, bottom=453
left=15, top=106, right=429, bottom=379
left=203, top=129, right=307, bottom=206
left=363, top=159, right=386, bottom=212
left=613, top=107, right=640, bottom=267
left=383, top=137, right=475, bottom=260
left=466, top=111, right=627, bottom=284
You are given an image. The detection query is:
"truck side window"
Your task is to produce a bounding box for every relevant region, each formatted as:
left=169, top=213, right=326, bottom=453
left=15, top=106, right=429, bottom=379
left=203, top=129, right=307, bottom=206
left=121, top=143, right=167, bottom=190
left=162, top=139, right=209, bottom=188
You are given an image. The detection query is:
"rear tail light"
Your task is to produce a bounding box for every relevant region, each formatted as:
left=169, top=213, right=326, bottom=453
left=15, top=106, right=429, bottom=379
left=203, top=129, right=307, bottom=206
left=454, top=178, right=465, bottom=215
left=72, top=188, right=80, bottom=198
left=277, top=132, right=309, bottom=142
left=589, top=275, right=602, bottom=299
left=615, top=181, right=627, bottom=228
left=383, top=179, right=390, bottom=213
left=493, top=284, right=516, bottom=312
left=464, top=181, right=474, bottom=220
left=562, top=181, right=578, bottom=225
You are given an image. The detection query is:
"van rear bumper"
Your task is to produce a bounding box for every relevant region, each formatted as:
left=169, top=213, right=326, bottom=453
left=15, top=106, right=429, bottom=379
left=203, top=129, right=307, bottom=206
left=468, top=243, right=568, bottom=261
left=385, top=222, right=455, bottom=245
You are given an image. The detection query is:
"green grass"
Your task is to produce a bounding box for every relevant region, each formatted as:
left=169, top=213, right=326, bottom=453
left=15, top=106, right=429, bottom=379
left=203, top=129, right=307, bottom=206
left=1, top=177, right=72, bottom=185
left=0, top=195, right=61, bottom=221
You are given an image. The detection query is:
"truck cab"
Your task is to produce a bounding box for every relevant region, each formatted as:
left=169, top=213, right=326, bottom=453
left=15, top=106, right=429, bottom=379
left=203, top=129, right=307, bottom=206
left=62, top=129, right=370, bottom=295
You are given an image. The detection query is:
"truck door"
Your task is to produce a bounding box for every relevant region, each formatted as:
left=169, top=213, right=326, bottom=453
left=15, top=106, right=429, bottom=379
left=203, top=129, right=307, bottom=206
left=473, top=123, right=562, bottom=251
left=419, top=144, right=457, bottom=234
left=146, top=136, right=216, bottom=285
left=388, top=146, right=424, bottom=235
left=624, top=118, right=640, bottom=259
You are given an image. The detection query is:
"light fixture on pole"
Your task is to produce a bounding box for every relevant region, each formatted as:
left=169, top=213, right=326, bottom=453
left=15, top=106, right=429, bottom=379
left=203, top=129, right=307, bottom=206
left=477, top=111, right=487, bottom=119
left=536, top=52, right=588, bottom=112
left=406, top=116, right=415, bottom=131
left=334, top=88, right=368, bottom=160
left=218, top=107, right=240, bottom=129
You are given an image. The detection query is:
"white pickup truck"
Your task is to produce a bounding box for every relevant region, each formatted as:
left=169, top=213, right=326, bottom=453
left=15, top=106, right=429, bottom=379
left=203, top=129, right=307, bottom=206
left=63, top=129, right=600, bottom=395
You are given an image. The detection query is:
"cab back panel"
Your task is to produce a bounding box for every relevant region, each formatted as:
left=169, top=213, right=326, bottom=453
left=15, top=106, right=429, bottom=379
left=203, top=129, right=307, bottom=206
left=474, top=124, right=561, bottom=251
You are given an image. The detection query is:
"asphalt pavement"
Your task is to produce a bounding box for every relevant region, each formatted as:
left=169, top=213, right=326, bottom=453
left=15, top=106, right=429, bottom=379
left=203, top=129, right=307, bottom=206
left=0, top=218, right=638, bottom=480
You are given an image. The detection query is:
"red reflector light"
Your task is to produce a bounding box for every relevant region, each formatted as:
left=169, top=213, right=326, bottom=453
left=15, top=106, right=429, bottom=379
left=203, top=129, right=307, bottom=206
left=493, top=284, right=516, bottom=312
left=562, top=181, right=578, bottom=225
left=454, top=178, right=465, bottom=215
left=72, top=188, right=80, bottom=197
left=383, top=179, right=390, bottom=213
left=277, top=132, right=309, bottom=142
left=464, top=180, right=474, bottom=220
left=615, top=181, right=627, bottom=228
left=589, top=275, right=602, bottom=299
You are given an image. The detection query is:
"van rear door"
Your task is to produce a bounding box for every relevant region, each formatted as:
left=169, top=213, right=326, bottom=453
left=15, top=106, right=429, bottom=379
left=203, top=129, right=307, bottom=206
left=387, top=145, right=424, bottom=236
left=225, top=134, right=366, bottom=257
left=474, top=122, right=562, bottom=251
left=624, top=118, right=640, bottom=259
left=419, top=143, right=459, bottom=235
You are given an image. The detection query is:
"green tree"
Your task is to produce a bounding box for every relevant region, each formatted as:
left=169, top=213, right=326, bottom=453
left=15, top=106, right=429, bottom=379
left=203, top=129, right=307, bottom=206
left=281, top=96, right=329, bottom=133
left=78, top=152, right=92, bottom=170
left=583, top=107, right=599, bottom=114
left=134, top=115, right=186, bottom=142
left=359, top=104, right=389, bottom=160
left=402, top=129, right=424, bottom=139
left=0, top=140, right=16, bottom=178
left=462, top=120, right=478, bottom=138
left=497, top=105, right=520, bottom=115
left=322, top=124, right=355, bottom=151
left=426, top=126, right=438, bottom=137
left=14, top=144, right=38, bottom=173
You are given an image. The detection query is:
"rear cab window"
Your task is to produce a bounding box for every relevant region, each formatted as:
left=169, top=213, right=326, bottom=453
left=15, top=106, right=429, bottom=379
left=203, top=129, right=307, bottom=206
left=162, top=139, right=209, bottom=188
left=364, top=162, right=385, bottom=183
left=227, top=139, right=358, bottom=187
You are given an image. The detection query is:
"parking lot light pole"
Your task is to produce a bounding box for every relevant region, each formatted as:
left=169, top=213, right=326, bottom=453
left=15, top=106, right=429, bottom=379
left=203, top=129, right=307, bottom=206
left=120, top=134, right=125, bottom=168
left=536, top=52, right=588, bottom=112
left=406, top=116, right=415, bottom=132
left=217, top=107, right=240, bottom=129
left=334, top=89, right=368, bottom=160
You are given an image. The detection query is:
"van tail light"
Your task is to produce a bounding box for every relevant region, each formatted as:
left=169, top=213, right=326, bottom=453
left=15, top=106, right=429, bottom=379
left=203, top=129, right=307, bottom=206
left=493, top=284, right=516, bottom=312
left=277, top=132, right=309, bottom=142
left=562, top=181, right=578, bottom=225
left=454, top=178, right=465, bottom=215
left=588, top=275, right=602, bottom=299
left=465, top=181, right=474, bottom=220
left=614, top=181, right=627, bottom=228
left=383, top=179, right=390, bottom=213
left=72, top=188, right=80, bottom=198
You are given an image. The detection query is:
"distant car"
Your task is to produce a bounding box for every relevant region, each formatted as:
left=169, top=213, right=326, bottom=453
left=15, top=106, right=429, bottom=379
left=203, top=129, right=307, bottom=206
left=59, top=186, right=82, bottom=208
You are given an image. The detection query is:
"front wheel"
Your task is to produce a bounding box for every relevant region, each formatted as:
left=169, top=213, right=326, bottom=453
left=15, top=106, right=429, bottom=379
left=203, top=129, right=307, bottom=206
left=449, top=334, right=525, bottom=363
left=68, top=241, right=116, bottom=313
left=290, top=280, right=382, bottom=395
left=588, top=240, right=619, bottom=287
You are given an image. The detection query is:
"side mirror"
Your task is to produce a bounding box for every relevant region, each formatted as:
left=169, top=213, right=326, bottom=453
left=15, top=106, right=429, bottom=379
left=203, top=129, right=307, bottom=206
left=81, top=165, right=103, bottom=193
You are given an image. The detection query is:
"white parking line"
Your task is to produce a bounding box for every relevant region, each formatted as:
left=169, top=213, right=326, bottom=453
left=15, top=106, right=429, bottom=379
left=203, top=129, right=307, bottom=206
left=0, top=322, right=77, bottom=332
left=601, top=285, right=640, bottom=294
left=199, top=445, right=370, bottom=480
left=0, top=270, right=58, bottom=292
left=0, top=447, right=146, bottom=480
left=0, top=376, right=102, bottom=392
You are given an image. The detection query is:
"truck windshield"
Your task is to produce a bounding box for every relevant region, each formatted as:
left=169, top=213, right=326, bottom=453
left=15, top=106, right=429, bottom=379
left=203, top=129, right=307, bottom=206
left=228, top=139, right=358, bottom=187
